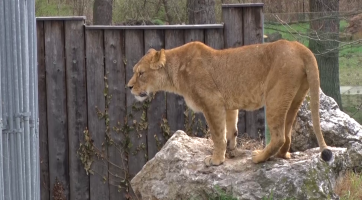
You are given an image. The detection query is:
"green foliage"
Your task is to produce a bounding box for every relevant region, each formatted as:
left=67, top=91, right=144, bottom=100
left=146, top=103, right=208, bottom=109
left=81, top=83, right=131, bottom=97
left=336, top=171, right=362, bottom=200
left=340, top=19, right=349, bottom=32
left=207, top=186, right=238, bottom=200
left=262, top=191, right=274, bottom=200
left=77, top=128, right=95, bottom=175
left=262, top=190, right=296, bottom=200
left=35, top=0, right=73, bottom=16
left=342, top=95, right=362, bottom=124
left=264, top=22, right=310, bottom=46
left=152, top=19, right=165, bottom=25
left=112, top=0, right=187, bottom=24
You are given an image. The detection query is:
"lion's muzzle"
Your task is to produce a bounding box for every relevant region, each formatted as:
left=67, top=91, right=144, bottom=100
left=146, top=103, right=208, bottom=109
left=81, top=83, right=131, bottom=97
left=139, top=92, right=147, bottom=97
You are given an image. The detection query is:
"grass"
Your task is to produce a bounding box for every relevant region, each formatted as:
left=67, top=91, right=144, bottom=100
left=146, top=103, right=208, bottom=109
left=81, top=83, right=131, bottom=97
left=264, top=20, right=350, bottom=47
left=339, top=56, right=362, bottom=86
left=335, top=171, right=362, bottom=200
left=190, top=186, right=238, bottom=200
left=264, top=22, right=310, bottom=46
left=341, top=95, right=362, bottom=124
left=207, top=187, right=238, bottom=200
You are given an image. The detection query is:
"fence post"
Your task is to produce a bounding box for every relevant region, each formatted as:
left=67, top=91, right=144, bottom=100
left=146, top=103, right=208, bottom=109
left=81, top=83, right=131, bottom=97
left=222, top=3, right=267, bottom=141
left=0, top=0, right=39, bottom=200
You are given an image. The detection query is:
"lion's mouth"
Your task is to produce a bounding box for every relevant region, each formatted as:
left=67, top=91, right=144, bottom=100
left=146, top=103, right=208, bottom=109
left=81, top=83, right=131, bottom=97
left=139, top=92, right=148, bottom=97
left=134, top=92, right=148, bottom=102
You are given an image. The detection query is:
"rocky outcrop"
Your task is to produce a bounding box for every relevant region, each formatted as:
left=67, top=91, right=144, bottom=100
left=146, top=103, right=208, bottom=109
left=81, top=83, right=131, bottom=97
left=345, top=13, right=362, bottom=40
left=291, top=90, right=362, bottom=152
left=264, top=32, right=282, bottom=43
left=131, top=130, right=362, bottom=200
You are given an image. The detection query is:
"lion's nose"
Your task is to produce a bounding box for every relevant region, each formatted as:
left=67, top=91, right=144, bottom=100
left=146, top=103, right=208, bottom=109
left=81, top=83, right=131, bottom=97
left=128, top=85, right=133, bottom=90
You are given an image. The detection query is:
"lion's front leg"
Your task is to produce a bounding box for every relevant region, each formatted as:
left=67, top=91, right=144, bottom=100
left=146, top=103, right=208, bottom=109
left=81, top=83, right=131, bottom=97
left=203, top=108, right=227, bottom=166
left=226, top=109, right=238, bottom=151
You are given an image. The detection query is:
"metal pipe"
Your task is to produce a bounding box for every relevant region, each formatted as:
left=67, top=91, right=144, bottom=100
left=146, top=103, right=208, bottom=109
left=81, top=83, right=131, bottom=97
left=19, top=1, right=28, bottom=199
left=14, top=0, right=25, bottom=199
left=2, top=134, right=10, bottom=200
left=21, top=0, right=32, bottom=198
left=10, top=134, right=17, bottom=200
left=0, top=0, right=5, bottom=199
left=28, top=1, right=37, bottom=199
left=0, top=0, right=37, bottom=199
left=6, top=0, right=16, bottom=198
left=32, top=2, right=40, bottom=196
left=1, top=0, right=38, bottom=199
left=0, top=46, right=3, bottom=200
left=1, top=1, right=8, bottom=132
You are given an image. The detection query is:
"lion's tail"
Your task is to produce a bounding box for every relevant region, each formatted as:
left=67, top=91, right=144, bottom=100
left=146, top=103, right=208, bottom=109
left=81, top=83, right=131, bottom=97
left=305, top=50, right=333, bottom=162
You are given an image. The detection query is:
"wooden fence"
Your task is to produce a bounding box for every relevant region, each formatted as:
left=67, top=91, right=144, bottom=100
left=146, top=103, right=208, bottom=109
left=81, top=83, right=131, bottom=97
left=37, top=3, right=264, bottom=200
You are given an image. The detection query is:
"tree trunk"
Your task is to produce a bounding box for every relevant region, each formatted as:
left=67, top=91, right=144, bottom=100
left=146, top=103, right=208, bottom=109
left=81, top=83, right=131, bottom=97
left=93, top=0, right=113, bottom=25
left=309, top=0, right=342, bottom=109
left=187, top=0, right=216, bottom=24
left=162, top=0, right=174, bottom=24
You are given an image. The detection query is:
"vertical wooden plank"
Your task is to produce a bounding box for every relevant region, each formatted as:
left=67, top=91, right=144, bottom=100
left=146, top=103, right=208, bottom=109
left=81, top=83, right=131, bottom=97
left=243, top=6, right=265, bottom=138
left=104, top=30, right=127, bottom=200
left=86, top=29, right=109, bottom=200
left=222, top=6, right=246, bottom=136
left=222, top=6, right=243, bottom=48
left=184, top=29, right=207, bottom=137
left=242, top=7, right=263, bottom=46
left=65, top=20, right=90, bottom=200
left=37, top=20, right=49, bottom=200
left=205, top=29, right=224, bottom=50
left=125, top=30, right=147, bottom=179
left=44, top=20, right=69, bottom=199
left=144, top=29, right=166, bottom=160
left=165, top=30, right=185, bottom=133
left=184, top=29, right=204, bottom=43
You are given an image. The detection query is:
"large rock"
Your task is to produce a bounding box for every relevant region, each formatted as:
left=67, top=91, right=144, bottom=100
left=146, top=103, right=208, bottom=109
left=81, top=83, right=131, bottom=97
left=345, top=13, right=362, bottom=40
left=291, top=89, right=362, bottom=152
left=131, top=130, right=362, bottom=200
left=264, top=32, right=282, bottom=43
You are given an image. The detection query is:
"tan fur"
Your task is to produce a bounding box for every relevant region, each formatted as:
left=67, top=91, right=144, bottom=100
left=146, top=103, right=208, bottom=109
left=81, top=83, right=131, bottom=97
left=127, top=40, right=330, bottom=166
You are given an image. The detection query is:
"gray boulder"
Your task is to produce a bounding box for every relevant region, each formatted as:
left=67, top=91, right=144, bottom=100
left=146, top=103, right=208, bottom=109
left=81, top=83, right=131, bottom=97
left=264, top=32, right=282, bottom=43
left=291, top=89, right=362, bottom=152
left=131, top=130, right=362, bottom=200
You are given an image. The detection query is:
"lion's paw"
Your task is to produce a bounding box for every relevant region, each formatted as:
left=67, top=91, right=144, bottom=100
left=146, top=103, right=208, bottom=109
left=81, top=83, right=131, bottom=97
left=252, top=150, right=264, bottom=164
left=225, top=149, right=236, bottom=158
left=227, top=140, right=237, bottom=151
left=276, top=152, right=291, bottom=159
left=226, top=148, right=249, bottom=158
left=204, top=156, right=224, bottom=167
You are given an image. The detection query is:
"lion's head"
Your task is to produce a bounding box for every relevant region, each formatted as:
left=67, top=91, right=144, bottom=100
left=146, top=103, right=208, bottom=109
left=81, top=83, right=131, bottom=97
left=127, top=48, right=167, bottom=102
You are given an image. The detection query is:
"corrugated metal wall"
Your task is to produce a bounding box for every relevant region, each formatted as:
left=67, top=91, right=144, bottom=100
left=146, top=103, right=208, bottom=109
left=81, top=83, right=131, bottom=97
left=0, top=0, right=40, bottom=199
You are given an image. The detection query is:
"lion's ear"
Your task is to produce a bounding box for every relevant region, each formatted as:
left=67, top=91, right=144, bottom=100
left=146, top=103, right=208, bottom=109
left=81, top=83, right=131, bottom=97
left=150, top=49, right=166, bottom=70
left=147, top=48, right=156, bottom=54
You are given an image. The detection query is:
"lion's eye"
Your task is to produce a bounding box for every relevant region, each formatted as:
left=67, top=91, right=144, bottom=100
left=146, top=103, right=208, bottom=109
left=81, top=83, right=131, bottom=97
left=139, top=71, right=144, bottom=77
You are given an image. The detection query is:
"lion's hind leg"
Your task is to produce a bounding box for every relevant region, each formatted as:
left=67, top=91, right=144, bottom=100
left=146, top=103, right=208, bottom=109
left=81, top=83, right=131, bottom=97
left=252, top=86, right=296, bottom=164
left=276, top=83, right=309, bottom=159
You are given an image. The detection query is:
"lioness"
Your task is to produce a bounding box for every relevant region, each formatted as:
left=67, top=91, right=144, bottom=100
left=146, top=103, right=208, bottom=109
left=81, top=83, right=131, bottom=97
left=127, top=40, right=332, bottom=166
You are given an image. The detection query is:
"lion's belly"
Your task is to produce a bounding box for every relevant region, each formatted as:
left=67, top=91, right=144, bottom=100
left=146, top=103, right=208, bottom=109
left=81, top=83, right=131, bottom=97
left=184, top=97, right=202, bottom=113
left=225, top=86, right=265, bottom=111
